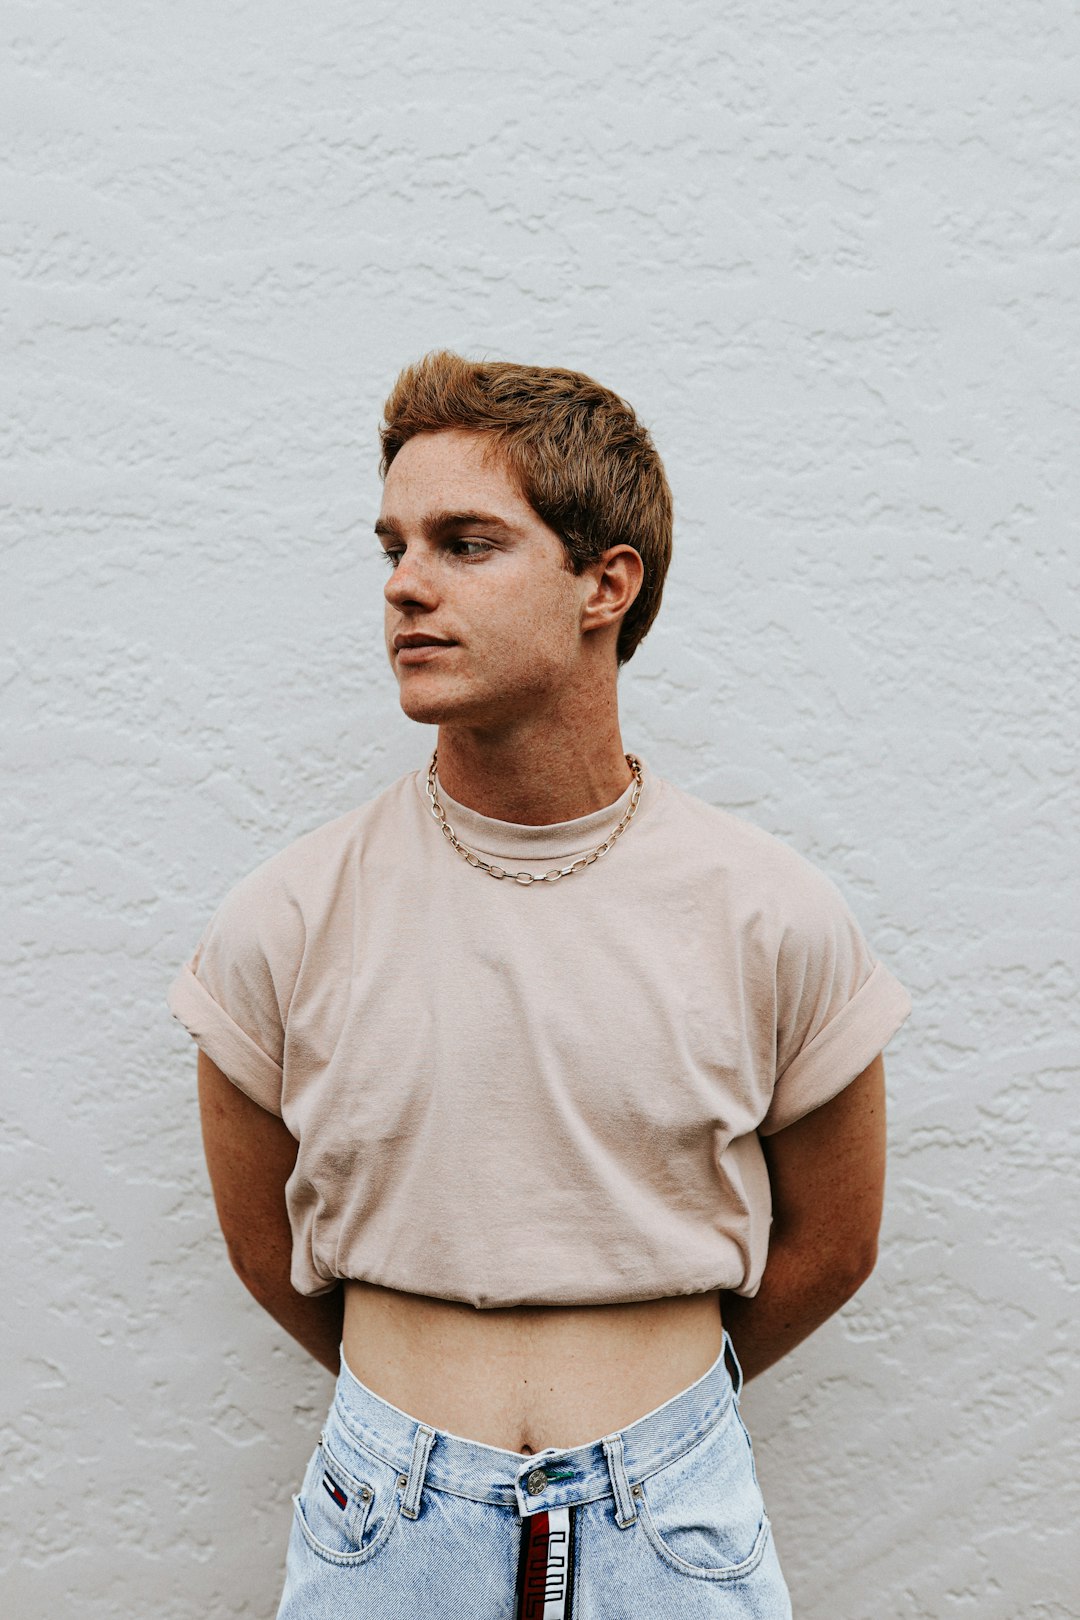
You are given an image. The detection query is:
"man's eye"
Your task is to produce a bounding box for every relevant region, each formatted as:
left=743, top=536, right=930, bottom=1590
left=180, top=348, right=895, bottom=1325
left=378, top=541, right=491, bottom=568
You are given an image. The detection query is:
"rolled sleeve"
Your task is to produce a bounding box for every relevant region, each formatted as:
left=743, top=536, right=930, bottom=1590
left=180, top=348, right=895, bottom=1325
left=166, top=860, right=296, bottom=1118
left=167, top=962, right=283, bottom=1116
left=759, top=959, right=911, bottom=1135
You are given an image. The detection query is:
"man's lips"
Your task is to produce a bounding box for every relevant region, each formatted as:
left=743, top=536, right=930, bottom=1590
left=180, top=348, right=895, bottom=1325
left=394, top=635, right=458, bottom=664
left=393, top=632, right=457, bottom=650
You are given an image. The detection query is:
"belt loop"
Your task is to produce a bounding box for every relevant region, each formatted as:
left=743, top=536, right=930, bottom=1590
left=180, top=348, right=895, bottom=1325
left=400, top=1423, right=436, bottom=1520
left=723, top=1330, right=745, bottom=1403
left=601, top=1433, right=637, bottom=1528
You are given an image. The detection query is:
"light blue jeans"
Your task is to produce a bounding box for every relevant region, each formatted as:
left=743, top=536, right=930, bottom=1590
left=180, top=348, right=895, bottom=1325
left=276, top=1330, right=792, bottom=1618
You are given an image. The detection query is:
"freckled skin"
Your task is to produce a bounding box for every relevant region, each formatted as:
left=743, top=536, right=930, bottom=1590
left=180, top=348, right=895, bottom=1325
left=379, top=428, right=644, bottom=826
left=382, top=432, right=582, bottom=724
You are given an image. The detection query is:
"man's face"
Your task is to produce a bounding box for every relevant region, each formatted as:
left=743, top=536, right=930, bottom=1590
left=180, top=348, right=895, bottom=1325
left=378, top=429, right=589, bottom=731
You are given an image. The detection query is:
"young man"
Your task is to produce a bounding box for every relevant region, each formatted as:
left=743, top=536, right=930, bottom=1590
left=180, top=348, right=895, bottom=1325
left=168, top=351, right=911, bottom=1618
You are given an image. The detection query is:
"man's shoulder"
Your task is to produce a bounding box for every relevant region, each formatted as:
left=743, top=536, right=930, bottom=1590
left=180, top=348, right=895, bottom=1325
left=658, top=775, right=816, bottom=869
left=222, top=770, right=418, bottom=904
left=655, top=775, right=845, bottom=916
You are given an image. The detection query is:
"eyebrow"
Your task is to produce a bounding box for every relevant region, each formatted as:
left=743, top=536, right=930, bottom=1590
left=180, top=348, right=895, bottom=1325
left=374, top=510, right=520, bottom=542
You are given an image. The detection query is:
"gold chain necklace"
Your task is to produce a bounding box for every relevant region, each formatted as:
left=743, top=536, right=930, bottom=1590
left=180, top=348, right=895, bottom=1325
left=425, top=751, right=644, bottom=885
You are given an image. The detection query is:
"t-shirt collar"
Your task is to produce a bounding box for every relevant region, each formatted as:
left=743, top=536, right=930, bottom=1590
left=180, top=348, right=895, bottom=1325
left=416, top=755, right=654, bottom=863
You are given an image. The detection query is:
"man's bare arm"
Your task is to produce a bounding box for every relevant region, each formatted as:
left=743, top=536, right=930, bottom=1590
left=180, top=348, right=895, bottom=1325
left=197, top=1047, right=343, bottom=1375
left=719, top=1051, right=887, bottom=1382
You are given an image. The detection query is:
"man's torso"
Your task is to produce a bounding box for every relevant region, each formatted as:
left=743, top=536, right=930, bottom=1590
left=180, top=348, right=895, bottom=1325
left=341, top=1279, right=726, bottom=1453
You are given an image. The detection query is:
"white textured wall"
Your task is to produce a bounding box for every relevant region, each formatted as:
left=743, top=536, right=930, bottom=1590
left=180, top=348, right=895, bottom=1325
left=4, top=2, right=1077, bottom=1615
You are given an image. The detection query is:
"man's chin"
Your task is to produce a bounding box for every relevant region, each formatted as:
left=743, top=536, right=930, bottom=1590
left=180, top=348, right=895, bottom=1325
left=397, top=690, right=475, bottom=727
left=401, top=706, right=445, bottom=727
left=396, top=678, right=540, bottom=733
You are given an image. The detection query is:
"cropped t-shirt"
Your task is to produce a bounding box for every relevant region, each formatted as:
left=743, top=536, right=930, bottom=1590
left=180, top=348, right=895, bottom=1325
left=166, top=757, right=912, bottom=1309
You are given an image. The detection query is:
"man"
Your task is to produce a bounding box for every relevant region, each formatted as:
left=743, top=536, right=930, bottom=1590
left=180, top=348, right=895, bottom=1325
left=169, top=351, right=911, bottom=1617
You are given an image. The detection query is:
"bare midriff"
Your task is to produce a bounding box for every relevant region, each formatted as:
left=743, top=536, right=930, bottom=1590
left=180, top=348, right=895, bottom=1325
left=341, top=1279, right=725, bottom=1456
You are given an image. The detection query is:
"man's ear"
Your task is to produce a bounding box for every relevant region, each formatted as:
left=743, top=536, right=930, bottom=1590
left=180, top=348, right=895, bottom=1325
left=580, top=545, right=644, bottom=633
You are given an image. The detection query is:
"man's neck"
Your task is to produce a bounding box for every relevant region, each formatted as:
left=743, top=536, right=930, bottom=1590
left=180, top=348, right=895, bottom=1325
left=432, top=724, right=634, bottom=826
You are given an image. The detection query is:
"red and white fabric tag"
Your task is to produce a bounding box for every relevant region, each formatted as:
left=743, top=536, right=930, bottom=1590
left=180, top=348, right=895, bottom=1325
left=514, top=1504, right=577, bottom=1619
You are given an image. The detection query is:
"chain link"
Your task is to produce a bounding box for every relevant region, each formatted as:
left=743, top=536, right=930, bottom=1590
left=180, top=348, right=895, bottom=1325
left=426, top=752, right=644, bottom=883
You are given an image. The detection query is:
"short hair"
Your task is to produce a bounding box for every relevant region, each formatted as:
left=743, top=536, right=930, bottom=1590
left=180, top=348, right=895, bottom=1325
left=379, top=350, right=673, bottom=667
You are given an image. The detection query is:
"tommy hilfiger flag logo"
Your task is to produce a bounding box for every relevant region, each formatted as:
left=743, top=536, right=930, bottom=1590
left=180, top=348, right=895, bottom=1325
left=514, top=1505, right=577, bottom=1619
left=322, top=1473, right=348, bottom=1510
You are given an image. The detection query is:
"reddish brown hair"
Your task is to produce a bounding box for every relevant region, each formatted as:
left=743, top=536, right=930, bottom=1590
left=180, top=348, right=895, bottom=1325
left=379, top=351, right=673, bottom=666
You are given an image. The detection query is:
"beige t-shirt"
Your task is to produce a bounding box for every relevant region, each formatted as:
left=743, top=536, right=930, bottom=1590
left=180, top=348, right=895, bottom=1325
left=167, top=757, right=911, bottom=1309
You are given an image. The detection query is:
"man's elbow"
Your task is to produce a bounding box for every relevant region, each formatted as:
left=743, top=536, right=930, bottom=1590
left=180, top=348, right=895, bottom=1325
left=792, top=1223, right=879, bottom=1310
left=836, top=1231, right=879, bottom=1302
left=224, top=1235, right=291, bottom=1305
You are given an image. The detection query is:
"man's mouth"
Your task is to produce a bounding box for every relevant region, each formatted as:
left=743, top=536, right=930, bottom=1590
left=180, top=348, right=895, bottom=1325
left=394, top=636, right=458, bottom=663
left=393, top=633, right=457, bottom=650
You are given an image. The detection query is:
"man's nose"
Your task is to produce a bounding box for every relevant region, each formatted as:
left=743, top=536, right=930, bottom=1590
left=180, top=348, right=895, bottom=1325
left=384, top=546, right=437, bottom=605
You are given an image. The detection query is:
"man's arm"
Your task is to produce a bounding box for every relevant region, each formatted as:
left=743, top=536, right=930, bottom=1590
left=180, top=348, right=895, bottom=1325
left=719, top=1051, right=887, bottom=1382
left=197, top=1047, right=343, bottom=1375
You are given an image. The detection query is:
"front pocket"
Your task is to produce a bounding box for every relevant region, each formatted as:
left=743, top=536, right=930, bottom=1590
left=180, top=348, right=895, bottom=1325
left=292, top=1431, right=403, bottom=1567
left=635, top=1403, right=772, bottom=1580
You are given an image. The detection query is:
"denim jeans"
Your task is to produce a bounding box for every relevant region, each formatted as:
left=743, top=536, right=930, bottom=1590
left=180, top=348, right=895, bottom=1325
left=276, top=1329, right=792, bottom=1618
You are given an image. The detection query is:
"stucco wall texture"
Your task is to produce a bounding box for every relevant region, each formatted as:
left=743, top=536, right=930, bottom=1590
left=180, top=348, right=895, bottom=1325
left=3, top=2, right=1077, bottom=1616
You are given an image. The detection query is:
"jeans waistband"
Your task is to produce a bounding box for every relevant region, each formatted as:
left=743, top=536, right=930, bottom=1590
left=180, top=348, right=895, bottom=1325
left=328, top=1328, right=744, bottom=1523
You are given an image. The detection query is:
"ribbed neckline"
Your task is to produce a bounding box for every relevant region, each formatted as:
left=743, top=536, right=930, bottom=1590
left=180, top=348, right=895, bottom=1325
left=414, top=754, right=657, bottom=863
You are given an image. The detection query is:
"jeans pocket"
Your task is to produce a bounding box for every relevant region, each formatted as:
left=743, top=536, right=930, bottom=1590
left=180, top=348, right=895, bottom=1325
left=636, top=1402, right=772, bottom=1581
left=292, top=1428, right=403, bottom=1567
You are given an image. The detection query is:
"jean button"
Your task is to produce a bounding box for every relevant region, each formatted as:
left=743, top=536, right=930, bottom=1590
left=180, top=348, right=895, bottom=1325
left=526, top=1467, right=548, bottom=1494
